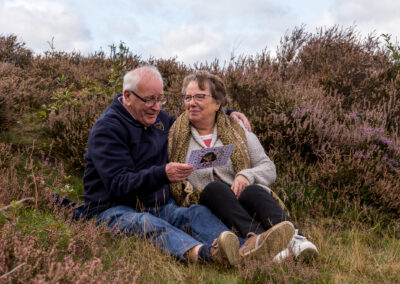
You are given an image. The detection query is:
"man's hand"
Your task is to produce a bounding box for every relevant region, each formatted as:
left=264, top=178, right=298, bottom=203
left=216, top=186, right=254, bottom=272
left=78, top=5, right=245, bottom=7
left=230, top=111, right=252, bottom=131
left=166, top=162, right=194, bottom=182
left=231, top=174, right=250, bottom=198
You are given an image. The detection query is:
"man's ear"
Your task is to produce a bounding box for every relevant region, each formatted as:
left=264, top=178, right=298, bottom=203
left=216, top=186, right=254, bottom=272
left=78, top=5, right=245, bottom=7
left=123, top=90, right=130, bottom=102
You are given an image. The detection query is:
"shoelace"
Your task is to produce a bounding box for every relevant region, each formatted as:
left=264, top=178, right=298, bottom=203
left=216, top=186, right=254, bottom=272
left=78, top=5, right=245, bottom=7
left=288, top=230, right=304, bottom=247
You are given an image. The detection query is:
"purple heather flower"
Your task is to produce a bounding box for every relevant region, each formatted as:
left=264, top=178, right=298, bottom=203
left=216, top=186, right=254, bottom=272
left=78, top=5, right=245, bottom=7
left=380, top=136, right=392, bottom=144
left=279, top=113, right=287, bottom=120
left=349, top=112, right=358, bottom=119
left=355, top=151, right=363, bottom=159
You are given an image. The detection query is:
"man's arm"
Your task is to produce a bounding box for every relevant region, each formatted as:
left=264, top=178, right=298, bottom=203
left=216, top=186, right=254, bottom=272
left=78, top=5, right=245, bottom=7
left=88, top=120, right=169, bottom=200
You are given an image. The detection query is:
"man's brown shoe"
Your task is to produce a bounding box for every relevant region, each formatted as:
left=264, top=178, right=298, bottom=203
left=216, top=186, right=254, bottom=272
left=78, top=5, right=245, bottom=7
left=239, top=221, right=295, bottom=260
left=211, top=231, right=240, bottom=266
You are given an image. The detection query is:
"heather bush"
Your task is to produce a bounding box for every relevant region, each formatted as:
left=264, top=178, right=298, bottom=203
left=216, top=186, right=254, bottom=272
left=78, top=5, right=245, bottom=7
left=249, top=84, right=400, bottom=216
left=0, top=210, right=144, bottom=283
left=106, top=42, right=142, bottom=94
left=0, top=34, right=32, bottom=68
left=42, top=87, right=113, bottom=170
left=18, top=51, right=111, bottom=110
left=1, top=26, right=400, bottom=282
left=9, top=24, right=397, bottom=217
left=279, top=26, right=397, bottom=107
left=0, top=84, right=12, bottom=132
left=0, top=142, right=66, bottom=210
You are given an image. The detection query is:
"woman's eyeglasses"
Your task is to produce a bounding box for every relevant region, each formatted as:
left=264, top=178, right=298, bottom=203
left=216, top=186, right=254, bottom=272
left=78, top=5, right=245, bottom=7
left=182, top=94, right=212, bottom=102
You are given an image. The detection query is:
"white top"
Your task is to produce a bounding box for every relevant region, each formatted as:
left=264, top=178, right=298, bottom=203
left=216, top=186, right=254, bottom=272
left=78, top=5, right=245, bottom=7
left=185, top=121, right=277, bottom=192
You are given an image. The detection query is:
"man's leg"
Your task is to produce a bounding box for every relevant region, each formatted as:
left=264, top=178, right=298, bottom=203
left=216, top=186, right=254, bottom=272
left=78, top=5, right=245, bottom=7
left=97, top=205, right=201, bottom=260
left=154, top=198, right=239, bottom=243
left=153, top=199, right=241, bottom=265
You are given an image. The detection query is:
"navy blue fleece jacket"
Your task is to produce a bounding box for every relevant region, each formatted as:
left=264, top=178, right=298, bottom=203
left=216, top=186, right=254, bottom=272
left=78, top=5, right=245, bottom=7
left=83, top=94, right=175, bottom=216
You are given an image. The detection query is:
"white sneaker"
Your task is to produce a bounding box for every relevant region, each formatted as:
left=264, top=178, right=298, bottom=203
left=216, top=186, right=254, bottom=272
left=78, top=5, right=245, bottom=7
left=273, top=229, right=318, bottom=263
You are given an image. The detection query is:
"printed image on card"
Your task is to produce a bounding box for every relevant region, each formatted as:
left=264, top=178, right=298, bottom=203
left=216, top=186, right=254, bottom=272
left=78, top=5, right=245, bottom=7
left=188, top=144, right=235, bottom=170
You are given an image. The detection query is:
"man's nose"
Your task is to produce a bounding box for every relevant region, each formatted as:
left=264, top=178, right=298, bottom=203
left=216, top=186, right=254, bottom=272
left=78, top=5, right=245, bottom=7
left=152, top=101, right=162, bottom=110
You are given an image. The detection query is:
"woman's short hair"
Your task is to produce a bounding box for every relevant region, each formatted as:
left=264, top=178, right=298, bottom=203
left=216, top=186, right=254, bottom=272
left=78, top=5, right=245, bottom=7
left=181, top=71, right=231, bottom=108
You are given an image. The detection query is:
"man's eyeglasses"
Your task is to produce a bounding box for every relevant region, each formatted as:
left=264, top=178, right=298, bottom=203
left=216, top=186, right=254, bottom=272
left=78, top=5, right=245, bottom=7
left=182, top=94, right=212, bottom=102
left=129, top=90, right=167, bottom=107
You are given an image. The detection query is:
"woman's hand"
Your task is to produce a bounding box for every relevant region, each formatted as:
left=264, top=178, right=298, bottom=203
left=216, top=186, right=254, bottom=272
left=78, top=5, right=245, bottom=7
left=231, top=174, right=250, bottom=198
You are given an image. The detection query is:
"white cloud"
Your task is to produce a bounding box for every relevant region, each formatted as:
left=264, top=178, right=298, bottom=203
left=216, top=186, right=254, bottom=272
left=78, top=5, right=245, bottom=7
left=0, top=0, right=399, bottom=64
left=150, top=24, right=223, bottom=64
left=148, top=0, right=296, bottom=63
left=318, top=0, right=400, bottom=40
left=0, top=0, right=92, bottom=54
left=333, top=0, right=400, bottom=22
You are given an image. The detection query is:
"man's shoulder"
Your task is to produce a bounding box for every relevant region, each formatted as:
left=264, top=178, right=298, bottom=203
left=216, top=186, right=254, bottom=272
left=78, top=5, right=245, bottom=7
left=93, top=111, right=123, bottom=129
left=158, top=110, right=176, bottom=126
left=88, top=107, right=130, bottom=141
left=158, top=110, right=172, bottom=119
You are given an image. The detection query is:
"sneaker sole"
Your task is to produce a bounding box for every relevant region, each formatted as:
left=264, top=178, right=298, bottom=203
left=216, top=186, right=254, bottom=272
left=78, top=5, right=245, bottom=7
left=241, top=221, right=295, bottom=258
left=297, top=247, right=319, bottom=262
left=218, top=231, right=240, bottom=266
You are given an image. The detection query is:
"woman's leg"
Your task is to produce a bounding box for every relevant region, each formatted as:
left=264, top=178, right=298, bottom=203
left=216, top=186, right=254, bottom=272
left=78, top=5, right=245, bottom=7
left=239, top=185, right=292, bottom=231
left=239, top=186, right=318, bottom=261
left=199, top=181, right=264, bottom=238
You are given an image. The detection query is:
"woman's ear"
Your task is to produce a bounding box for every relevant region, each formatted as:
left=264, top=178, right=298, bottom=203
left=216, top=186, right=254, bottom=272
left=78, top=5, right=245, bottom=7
left=215, top=100, right=222, bottom=111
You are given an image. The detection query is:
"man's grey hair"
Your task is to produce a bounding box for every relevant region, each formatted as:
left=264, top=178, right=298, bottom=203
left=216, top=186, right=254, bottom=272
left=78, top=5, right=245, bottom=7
left=122, top=65, right=163, bottom=102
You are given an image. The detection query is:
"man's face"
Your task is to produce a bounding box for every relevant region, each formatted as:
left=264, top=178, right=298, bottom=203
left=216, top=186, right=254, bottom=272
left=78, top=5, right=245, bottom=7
left=123, top=75, right=163, bottom=127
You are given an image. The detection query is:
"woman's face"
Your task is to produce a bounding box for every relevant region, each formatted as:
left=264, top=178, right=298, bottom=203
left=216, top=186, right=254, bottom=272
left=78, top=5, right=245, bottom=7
left=184, top=80, right=221, bottom=126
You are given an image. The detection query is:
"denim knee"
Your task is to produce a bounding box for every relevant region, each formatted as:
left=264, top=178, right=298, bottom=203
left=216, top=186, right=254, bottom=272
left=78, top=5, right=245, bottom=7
left=189, top=203, right=213, bottom=216
left=99, top=208, right=168, bottom=238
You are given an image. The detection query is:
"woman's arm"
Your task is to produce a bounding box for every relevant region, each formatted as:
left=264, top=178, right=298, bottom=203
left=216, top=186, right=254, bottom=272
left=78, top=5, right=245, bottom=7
left=236, top=130, right=277, bottom=186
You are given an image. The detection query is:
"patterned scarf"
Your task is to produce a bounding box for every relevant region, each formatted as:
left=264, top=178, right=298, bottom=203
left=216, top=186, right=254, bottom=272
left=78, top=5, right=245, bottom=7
left=168, top=111, right=250, bottom=206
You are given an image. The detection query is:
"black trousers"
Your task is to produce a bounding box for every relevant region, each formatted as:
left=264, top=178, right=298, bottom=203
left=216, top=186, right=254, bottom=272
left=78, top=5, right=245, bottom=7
left=199, top=181, right=292, bottom=239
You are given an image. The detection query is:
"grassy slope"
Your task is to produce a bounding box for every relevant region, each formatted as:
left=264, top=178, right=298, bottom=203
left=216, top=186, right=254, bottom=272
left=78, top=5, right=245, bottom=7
left=1, top=112, right=399, bottom=283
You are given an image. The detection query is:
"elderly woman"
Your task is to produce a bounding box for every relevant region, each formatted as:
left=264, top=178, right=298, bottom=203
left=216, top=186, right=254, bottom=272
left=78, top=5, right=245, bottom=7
left=168, top=71, right=318, bottom=262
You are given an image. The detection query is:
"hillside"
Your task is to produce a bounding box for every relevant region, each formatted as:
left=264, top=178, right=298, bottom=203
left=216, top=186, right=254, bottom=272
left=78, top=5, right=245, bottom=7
left=0, top=26, right=399, bottom=283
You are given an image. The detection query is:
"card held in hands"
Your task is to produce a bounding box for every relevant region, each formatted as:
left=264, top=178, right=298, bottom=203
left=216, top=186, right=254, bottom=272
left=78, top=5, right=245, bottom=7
left=188, top=144, right=235, bottom=170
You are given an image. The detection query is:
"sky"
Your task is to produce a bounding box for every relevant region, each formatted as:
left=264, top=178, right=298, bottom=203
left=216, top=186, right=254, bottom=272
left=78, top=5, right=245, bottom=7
left=1, top=0, right=399, bottom=65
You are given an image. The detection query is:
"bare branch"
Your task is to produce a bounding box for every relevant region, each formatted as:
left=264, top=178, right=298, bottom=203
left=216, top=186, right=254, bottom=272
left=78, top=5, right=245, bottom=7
left=0, top=198, right=35, bottom=212
left=0, top=263, right=26, bottom=279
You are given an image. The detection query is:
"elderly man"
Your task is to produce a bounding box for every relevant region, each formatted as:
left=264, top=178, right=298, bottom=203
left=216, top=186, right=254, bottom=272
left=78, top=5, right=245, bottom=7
left=83, top=65, right=253, bottom=265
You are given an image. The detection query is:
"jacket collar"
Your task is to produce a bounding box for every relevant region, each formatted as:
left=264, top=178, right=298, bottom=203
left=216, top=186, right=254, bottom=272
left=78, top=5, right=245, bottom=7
left=112, top=94, right=163, bottom=130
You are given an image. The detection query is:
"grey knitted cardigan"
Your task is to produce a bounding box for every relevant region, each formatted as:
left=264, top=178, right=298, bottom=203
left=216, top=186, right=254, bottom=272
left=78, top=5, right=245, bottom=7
left=185, top=122, right=277, bottom=192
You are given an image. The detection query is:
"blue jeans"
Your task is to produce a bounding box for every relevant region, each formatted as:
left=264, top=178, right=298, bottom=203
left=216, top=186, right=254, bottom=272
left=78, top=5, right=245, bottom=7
left=96, top=198, right=233, bottom=260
